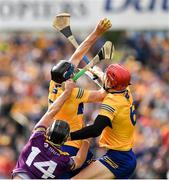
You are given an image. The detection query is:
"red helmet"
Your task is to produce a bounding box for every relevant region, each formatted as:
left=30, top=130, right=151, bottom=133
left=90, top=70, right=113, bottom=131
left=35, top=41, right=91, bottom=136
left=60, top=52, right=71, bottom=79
left=105, top=64, right=131, bottom=91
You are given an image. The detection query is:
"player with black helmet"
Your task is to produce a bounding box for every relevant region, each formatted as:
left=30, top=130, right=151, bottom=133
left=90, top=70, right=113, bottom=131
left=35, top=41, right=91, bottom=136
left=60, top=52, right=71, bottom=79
left=12, top=79, right=89, bottom=179
left=51, top=60, right=75, bottom=85
left=48, top=18, right=111, bottom=178
left=46, top=120, right=70, bottom=145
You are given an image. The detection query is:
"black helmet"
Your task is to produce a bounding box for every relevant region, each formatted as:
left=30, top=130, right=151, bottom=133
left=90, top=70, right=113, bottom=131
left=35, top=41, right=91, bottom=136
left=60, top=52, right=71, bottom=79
left=47, top=120, right=70, bottom=145
left=51, top=60, right=75, bottom=84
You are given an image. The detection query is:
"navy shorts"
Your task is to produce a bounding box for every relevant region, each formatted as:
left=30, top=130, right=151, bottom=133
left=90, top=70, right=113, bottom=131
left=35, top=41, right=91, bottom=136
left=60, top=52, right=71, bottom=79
left=58, top=145, right=94, bottom=179
left=99, top=149, right=137, bottom=179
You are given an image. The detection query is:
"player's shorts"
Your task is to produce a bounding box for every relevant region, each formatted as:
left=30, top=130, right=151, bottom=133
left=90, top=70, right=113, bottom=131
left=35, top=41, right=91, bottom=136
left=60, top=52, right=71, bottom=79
left=99, top=149, right=137, bottom=179
left=59, top=144, right=94, bottom=179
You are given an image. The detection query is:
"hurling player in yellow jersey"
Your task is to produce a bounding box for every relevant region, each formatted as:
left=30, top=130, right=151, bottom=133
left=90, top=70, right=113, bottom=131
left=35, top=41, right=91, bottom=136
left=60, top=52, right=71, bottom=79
left=70, top=64, right=137, bottom=179
left=48, top=18, right=111, bottom=178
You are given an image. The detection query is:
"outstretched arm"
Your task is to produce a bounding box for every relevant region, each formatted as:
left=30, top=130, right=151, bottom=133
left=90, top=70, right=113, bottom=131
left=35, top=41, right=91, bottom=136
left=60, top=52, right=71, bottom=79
left=70, top=115, right=112, bottom=140
left=34, top=80, right=75, bottom=129
left=72, top=140, right=90, bottom=169
left=69, top=18, right=112, bottom=67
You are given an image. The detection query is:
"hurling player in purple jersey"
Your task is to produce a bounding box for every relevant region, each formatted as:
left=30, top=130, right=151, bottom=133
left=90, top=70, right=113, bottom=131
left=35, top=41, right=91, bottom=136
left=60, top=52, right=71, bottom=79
left=12, top=79, right=89, bottom=179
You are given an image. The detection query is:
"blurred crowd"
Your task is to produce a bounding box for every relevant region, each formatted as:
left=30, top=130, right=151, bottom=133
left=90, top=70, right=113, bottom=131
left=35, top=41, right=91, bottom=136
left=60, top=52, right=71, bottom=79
left=0, top=31, right=169, bottom=179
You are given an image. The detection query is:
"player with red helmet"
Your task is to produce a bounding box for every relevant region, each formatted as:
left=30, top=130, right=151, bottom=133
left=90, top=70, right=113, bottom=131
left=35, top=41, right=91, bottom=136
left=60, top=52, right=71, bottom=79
left=103, top=63, right=131, bottom=91
left=70, top=63, right=137, bottom=179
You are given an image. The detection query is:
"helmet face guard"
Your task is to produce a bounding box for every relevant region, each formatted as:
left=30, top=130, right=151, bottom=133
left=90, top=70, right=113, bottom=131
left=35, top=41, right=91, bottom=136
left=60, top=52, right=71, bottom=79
left=63, top=63, right=75, bottom=80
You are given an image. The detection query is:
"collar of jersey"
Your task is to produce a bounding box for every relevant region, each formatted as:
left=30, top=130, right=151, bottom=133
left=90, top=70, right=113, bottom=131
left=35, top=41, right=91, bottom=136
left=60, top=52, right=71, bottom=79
left=55, top=83, right=62, bottom=87
left=110, top=89, right=126, bottom=94
left=45, top=139, right=69, bottom=155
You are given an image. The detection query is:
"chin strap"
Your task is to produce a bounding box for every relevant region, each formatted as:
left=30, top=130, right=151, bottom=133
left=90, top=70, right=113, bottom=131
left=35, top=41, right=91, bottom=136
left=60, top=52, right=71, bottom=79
left=103, top=83, right=115, bottom=92
left=103, top=85, right=111, bottom=92
left=103, top=83, right=129, bottom=97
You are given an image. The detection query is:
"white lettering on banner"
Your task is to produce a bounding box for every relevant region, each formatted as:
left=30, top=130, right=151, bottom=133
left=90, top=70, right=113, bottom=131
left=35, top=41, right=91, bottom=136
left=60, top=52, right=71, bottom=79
left=0, top=0, right=87, bottom=19
left=0, top=0, right=89, bottom=31
left=0, top=0, right=168, bottom=30
left=104, top=0, right=169, bottom=12
left=103, top=0, right=169, bottom=29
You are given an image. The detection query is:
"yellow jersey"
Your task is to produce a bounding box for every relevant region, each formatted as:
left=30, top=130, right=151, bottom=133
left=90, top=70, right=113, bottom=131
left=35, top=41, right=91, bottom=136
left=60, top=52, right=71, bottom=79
left=98, top=88, right=136, bottom=151
left=48, top=80, right=90, bottom=148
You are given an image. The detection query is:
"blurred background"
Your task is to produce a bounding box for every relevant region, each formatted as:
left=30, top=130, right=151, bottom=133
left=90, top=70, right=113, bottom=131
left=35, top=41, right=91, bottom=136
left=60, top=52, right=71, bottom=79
left=0, top=0, right=169, bottom=179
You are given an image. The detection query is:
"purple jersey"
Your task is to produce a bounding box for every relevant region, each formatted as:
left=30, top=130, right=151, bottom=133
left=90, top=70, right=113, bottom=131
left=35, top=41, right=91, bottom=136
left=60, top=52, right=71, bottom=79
left=12, top=126, right=74, bottom=179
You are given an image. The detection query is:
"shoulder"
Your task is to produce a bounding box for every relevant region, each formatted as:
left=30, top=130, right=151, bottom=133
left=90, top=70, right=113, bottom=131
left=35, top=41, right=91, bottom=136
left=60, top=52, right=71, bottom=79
left=30, top=126, right=46, bottom=140
left=100, top=99, right=116, bottom=114
left=49, top=80, right=56, bottom=90
left=71, top=88, right=85, bottom=99
left=33, top=126, right=46, bottom=132
left=49, top=80, right=63, bottom=94
left=102, top=93, right=119, bottom=105
left=99, top=93, right=118, bottom=116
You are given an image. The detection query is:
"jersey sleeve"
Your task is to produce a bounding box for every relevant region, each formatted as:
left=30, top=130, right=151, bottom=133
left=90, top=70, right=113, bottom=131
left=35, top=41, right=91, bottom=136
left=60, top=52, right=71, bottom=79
left=57, top=155, right=75, bottom=171
left=72, top=88, right=90, bottom=103
left=98, top=95, right=117, bottom=121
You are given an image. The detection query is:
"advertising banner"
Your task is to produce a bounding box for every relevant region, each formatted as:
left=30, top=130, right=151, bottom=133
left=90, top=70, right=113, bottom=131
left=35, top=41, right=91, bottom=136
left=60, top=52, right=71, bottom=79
left=0, top=0, right=168, bottom=31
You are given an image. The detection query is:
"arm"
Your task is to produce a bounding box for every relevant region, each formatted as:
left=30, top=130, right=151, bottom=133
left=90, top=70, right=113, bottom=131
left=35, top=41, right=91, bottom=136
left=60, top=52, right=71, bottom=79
left=34, top=80, right=75, bottom=129
left=72, top=140, right=90, bottom=169
left=69, top=18, right=112, bottom=67
left=68, top=87, right=106, bottom=104
left=70, top=115, right=112, bottom=140
left=87, top=89, right=107, bottom=103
